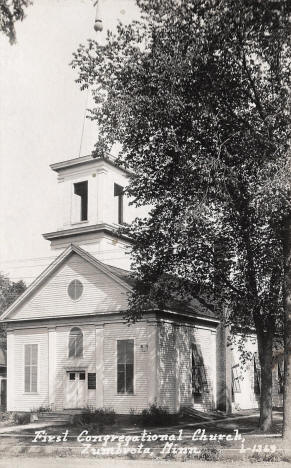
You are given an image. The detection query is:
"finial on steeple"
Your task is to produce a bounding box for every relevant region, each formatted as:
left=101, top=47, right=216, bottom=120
left=93, top=0, right=103, bottom=32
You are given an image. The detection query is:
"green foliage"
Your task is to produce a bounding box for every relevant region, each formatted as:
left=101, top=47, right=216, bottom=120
left=140, top=404, right=176, bottom=426
left=0, top=0, right=32, bottom=44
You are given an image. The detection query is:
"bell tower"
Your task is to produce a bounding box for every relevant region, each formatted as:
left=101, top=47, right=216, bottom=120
left=43, top=154, right=139, bottom=270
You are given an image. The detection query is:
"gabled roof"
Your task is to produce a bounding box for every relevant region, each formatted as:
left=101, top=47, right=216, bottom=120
left=1, top=244, right=218, bottom=325
left=0, top=244, right=132, bottom=321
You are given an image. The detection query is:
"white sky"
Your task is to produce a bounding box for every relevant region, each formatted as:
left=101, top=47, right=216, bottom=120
left=0, top=0, right=139, bottom=284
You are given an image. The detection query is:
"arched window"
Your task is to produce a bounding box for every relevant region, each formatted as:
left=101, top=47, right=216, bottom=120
left=69, top=327, right=83, bottom=358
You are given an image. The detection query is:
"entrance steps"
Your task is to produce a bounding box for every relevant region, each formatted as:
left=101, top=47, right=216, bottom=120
left=37, top=411, right=77, bottom=424
left=181, top=406, right=226, bottom=421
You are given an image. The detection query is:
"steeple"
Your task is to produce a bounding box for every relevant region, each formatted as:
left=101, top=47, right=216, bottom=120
left=43, top=154, right=140, bottom=270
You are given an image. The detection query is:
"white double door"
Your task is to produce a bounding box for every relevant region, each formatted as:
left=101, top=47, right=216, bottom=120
left=65, top=371, right=86, bottom=408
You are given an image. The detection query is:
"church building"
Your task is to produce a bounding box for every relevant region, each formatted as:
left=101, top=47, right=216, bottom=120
left=0, top=154, right=283, bottom=414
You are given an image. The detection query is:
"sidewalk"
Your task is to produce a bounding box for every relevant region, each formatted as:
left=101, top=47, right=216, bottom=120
left=0, top=420, right=67, bottom=434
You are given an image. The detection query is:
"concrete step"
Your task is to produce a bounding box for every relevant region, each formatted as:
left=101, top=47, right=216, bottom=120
left=37, top=412, right=73, bottom=423
left=181, top=406, right=224, bottom=421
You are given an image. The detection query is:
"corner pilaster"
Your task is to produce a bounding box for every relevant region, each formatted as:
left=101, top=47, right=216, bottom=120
left=48, top=327, right=56, bottom=408
left=95, top=326, right=104, bottom=408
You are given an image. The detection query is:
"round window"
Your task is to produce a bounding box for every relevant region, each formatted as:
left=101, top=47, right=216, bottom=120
left=68, top=279, right=83, bottom=301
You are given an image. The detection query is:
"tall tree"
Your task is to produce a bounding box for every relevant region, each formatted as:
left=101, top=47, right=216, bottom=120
left=72, top=0, right=291, bottom=431
left=0, top=273, right=26, bottom=341
left=0, top=0, right=32, bottom=44
left=283, top=164, right=291, bottom=445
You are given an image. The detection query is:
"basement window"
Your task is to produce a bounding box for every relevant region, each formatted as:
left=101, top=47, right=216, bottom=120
left=114, top=183, right=124, bottom=225
left=72, top=181, right=88, bottom=222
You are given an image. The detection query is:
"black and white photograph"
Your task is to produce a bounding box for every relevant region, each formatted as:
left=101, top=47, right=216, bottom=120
left=0, top=1, right=290, bottom=467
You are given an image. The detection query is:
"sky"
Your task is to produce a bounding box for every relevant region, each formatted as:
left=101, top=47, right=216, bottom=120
left=0, top=0, right=140, bottom=285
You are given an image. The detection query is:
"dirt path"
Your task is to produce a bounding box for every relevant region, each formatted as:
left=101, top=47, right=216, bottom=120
left=0, top=458, right=289, bottom=468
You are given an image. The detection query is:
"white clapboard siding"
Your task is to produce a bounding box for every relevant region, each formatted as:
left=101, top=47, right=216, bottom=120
left=103, top=321, right=150, bottom=414
left=9, top=253, right=129, bottom=321
left=191, top=327, right=217, bottom=411
left=231, top=337, right=260, bottom=410
left=159, top=323, right=217, bottom=413
left=9, top=328, right=49, bottom=411
left=158, top=322, right=177, bottom=412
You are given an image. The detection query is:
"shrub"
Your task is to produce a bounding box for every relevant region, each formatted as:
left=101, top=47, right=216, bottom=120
left=0, top=412, right=13, bottom=422
left=13, top=412, right=31, bottom=425
left=35, top=406, right=52, bottom=413
left=198, top=447, right=222, bottom=461
left=74, top=408, right=116, bottom=426
left=249, top=450, right=286, bottom=463
left=140, top=404, right=175, bottom=427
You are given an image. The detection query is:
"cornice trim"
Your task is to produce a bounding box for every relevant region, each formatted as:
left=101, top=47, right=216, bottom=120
left=42, top=223, right=131, bottom=243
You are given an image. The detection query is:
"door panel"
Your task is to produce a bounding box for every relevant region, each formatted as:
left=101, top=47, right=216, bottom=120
left=78, top=372, right=86, bottom=408
left=65, top=372, right=86, bottom=408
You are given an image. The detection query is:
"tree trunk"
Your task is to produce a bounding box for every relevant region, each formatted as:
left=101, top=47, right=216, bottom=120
left=258, top=334, right=273, bottom=431
left=283, top=214, right=291, bottom=446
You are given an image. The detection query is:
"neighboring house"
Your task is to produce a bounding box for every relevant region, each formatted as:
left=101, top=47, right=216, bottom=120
left=0, top=154, right=283, bottom=414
